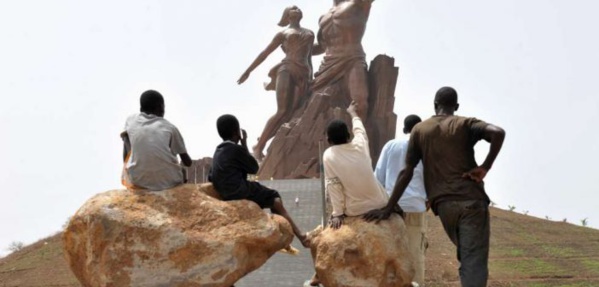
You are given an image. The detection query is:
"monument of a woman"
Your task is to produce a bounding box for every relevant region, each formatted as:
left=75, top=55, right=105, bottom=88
left=238, top=6, right=314, bottom=161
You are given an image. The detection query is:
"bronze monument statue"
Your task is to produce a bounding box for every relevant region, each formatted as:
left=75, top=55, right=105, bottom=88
left=312, top=0, right=373, bottom=120
left=238, top=6, right=315, bottom=161
left=253, top=1, right=397, bottom=179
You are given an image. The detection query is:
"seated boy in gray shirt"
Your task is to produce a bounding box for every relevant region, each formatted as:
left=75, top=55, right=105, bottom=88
left=121, top=90, right=192, bottom=191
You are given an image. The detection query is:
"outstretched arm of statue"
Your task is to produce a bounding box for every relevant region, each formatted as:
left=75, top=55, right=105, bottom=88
left=238, top=33, right=284, bottom=84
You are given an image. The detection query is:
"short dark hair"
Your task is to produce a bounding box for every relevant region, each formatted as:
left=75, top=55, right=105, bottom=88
left=434, top=86, right=458, bottom=107
left=140, top=90, right=164, bottom=113
left=216, top=114, right=240, bottom=140
left=326, top=120, right=350, bottom=145
left=403, top=114, right=422, bottom=134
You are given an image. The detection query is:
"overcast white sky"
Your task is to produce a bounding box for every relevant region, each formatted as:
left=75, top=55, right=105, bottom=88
left=1, top=0, right=598, bottom=256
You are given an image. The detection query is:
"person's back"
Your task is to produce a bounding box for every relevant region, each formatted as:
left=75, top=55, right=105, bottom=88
left=324, top=138, right=388, bottom=216
left=324, top=102, right=388, bottom=219
left=210, top=140, right=259, bottom=200
left=121, top=90, right=192, bottom=191
left=209, top=114, right=309, bottom=247
left=374, top=114, right=427, bottom=286
left=410, top=115, right=490, bottom=211
left=375, top=138, right=425, bottom=212
left=125, top=114, right=186, bottom=190
left=365, top=87, right=506, bottom=287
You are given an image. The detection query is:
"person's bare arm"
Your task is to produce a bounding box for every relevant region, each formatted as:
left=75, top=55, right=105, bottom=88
left=236, top=129, right=260, bottom=174
left=181, top=166, right=188, bottom=183
left=463, top=124, right=506, bottom=182
left=347, top=100, right=359, bottom=118
left=347, top=101, right=369, bottom=149
left=238, top=33, right=284, bottom=84
left=363, top=164, right=415, bottom=222
left=179, top=153, right=193, bottom=167
left=120, top=131, right=130, bottom=162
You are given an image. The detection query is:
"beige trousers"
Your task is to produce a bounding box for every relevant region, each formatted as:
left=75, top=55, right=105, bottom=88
left=404, top=212, right=428, bottom=286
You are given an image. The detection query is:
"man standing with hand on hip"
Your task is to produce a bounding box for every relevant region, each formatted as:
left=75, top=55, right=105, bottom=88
left=365, top=87, right=506, bottom=287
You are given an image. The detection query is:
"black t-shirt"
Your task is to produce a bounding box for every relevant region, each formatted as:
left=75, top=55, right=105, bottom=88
left=406, top=115, right=490, bottom=213
left=209, top=142, right=259, bottom=200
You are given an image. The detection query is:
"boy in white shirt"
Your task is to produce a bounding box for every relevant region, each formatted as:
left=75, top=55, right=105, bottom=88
left=323, top=101, right=390, bottom=228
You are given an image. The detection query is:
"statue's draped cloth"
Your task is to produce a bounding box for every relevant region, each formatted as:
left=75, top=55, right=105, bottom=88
left=312, top=46, right=367, bottom=92
left=311, top=12, right=368, bottom=92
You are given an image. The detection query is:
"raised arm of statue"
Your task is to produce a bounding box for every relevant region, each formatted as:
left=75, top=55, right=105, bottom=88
left=356, top=0, right=374, bottom=6
left=353, top=0, right=374, bottom=14
left=238, top=33, right=284, bottom=85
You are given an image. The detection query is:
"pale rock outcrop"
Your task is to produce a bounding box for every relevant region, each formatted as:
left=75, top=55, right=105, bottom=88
left=63, top=183, right=294, bottom=287
left=308, top=214, right=414, bottom=287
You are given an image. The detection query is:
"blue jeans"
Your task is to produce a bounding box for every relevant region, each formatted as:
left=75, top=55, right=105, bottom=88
left=437, top=200, right=490, bottom=287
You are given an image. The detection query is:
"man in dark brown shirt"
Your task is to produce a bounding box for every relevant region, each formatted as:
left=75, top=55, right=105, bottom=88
left=365, top=87, right=505, bottom=287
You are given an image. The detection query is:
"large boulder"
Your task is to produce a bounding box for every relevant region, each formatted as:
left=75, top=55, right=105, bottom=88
left=308, top=214, right=414, bottom=287
left=63, top=183, right=294, bottom=287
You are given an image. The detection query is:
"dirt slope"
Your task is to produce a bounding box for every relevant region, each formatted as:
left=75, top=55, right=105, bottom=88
left=0, top=233, right=78, bottom=287
left=425, top=208, right=599, bottom=286
left=1, top=207, right=598, bottom=287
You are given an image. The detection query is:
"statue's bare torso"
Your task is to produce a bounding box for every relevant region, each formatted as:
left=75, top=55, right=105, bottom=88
left=318, top=0, right=371, bottom=56
left=280, top=27, right=314, bottom=73
left=314, top=0, right=373, bottom=119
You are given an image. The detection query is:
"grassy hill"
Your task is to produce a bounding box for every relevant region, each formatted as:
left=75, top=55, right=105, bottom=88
left=426, top=208, right=599, bottom=286
left=1, top=207, right=598, bottom=287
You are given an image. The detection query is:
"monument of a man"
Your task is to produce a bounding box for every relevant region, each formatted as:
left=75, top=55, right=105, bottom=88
left=312, top=0, right=374, bottom=120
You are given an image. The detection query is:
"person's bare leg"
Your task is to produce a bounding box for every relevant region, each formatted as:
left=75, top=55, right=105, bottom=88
left=309, top=273, right=321, bottom=286
left=271, top=197, right=309, bottom=247
left=253, top=71, right=294, bottom=160
left=347, top=63, right=369, bottom=121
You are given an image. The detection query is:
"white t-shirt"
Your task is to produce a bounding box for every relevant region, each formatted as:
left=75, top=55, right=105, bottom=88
left=323, top=117, right=389, bottom=217
left=123, top=113, right=187, bottom=191
left=374, top=136, right=426, bottom=212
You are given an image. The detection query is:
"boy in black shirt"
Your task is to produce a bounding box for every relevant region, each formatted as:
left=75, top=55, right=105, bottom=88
left=209, top=114, right=309, bottom=247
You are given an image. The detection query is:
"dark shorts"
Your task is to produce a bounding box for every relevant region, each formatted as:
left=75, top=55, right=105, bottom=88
left=246, top=182, right=281, bottom=209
